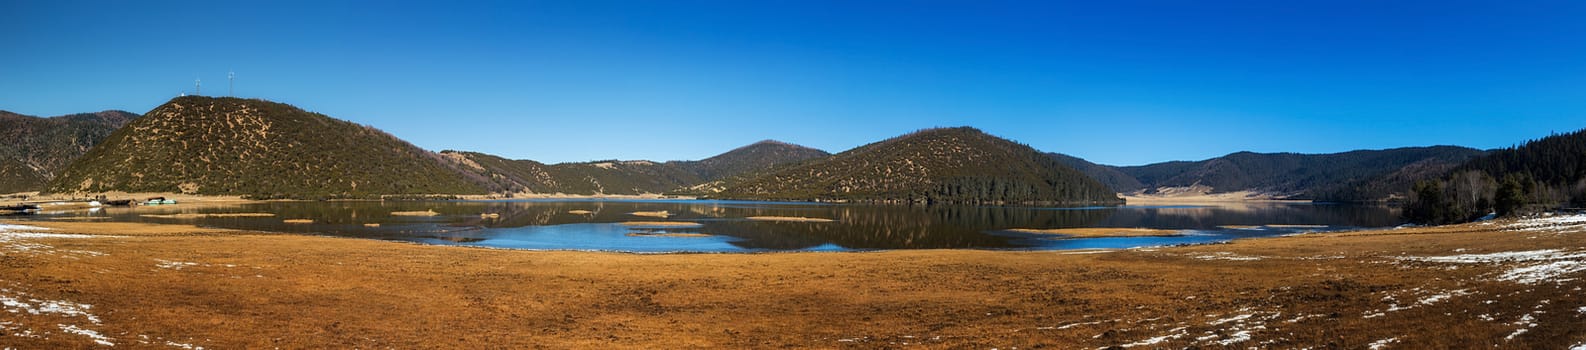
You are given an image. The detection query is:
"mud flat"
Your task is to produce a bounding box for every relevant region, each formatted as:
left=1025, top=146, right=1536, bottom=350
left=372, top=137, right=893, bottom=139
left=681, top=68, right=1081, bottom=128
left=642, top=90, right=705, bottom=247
left=746, top=216, right=835, bottom=223
left=1, top=217, right=1584, bottom=348
left=628, top=211, right=671, bottom=218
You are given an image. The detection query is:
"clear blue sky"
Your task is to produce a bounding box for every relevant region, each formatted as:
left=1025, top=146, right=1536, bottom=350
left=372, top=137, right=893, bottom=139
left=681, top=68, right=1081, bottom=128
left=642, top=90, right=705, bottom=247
left=3, top=1, right=1584, bottom=165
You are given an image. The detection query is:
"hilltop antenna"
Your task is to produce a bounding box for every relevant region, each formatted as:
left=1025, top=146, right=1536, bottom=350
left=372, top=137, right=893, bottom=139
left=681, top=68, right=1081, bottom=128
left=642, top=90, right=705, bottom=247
left=228, top=71, right=235, bottom=97
left=195, top=78, right=201, bottom=95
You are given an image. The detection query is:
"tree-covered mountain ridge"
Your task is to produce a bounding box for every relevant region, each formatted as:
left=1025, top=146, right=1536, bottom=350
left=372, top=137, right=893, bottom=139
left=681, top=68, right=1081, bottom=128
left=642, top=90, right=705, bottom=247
left=438, top=139, right=832, bottom=196
left=714, top=127, right=1122, bottom=205
left=1051, top=146, right=1487, bottom=201
left=0, top=110, right=139, bottom=194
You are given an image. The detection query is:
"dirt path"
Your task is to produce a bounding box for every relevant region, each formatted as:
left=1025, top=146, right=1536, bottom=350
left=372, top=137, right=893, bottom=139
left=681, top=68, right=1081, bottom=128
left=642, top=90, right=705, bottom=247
left=1, top=219, right=1584, bottom=348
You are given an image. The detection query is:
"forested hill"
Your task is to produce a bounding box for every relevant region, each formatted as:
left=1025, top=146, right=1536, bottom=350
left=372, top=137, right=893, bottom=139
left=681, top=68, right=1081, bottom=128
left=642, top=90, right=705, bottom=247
left=1047, top=153, right=1144, bottom=194
left=46, top=96, right=485, bottom=198
left=673, top=140, right=831, bottom=182
left=439, top=140, right=829, bottom=196
left=715, top=127, right=1122, bottom=205
left=1053, top=146, right=1485, bottom=201
left=0, top=110, right=139, bottom=194
left=1406, top=128, right=1586, bottom=224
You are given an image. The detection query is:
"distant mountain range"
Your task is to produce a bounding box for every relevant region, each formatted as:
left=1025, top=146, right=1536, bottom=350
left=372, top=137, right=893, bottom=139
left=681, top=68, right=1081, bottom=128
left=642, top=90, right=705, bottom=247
left=10, top=96, right=1567, bottom=207
left=1051, top=146, right=1486, bottom=201
left=441, top=140, right=830, bottom=196
left=716, top=127, right=1121, bottom=204
left=0, top=110, right=138, bottom=194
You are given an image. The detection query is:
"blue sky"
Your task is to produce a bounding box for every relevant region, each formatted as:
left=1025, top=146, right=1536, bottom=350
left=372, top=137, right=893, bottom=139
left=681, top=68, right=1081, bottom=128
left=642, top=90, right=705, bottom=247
left=3, top=1, right=1584, bottom=165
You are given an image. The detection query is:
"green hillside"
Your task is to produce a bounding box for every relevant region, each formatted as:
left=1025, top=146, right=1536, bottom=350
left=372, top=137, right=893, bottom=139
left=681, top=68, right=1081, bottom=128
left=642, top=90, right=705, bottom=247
left=0, top=110, right=138, bottom=194
left=46, top=96, right=485, bottom=199
left=715, top=127, right=1121, bottom=205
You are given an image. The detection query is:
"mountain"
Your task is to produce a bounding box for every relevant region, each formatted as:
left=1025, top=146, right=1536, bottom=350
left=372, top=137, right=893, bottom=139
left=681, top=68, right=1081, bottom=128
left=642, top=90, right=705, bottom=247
left=714, top=127, right=1122, bottom=205
left=0, top=110, right=139, bottom=194
left=439, top=140, right=829, bottom=196
left=1047, top=153, right=1144, bottom=193
left=1068, top=146, right=1485, bottom=200
left=673, top=140, right=831, bottom=181
left=46, top=96, right=485, bottom=199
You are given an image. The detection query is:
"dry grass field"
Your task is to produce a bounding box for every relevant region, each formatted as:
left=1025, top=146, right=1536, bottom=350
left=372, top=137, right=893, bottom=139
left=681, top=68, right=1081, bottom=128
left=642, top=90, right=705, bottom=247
left=1, top=217, right=1584, bottom=348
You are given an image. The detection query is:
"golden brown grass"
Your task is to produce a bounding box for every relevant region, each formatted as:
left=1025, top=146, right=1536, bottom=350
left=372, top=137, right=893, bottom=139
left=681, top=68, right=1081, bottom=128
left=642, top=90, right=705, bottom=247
left=746, top=216, right=835, bottom=223
left=628, top=210, right=671, bottom=218
left=0, top=220, right=1582, bottom=348
left=281, top=219, right=313, bottom=224
left=1007, top=227, right=1181, bottom=238
left=390, top=210, right=439, bottom=216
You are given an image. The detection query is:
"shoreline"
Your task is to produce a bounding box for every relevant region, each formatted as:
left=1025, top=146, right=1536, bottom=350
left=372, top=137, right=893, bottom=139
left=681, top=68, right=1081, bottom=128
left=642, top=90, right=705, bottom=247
left=1, top=218, right=1583, bottom=348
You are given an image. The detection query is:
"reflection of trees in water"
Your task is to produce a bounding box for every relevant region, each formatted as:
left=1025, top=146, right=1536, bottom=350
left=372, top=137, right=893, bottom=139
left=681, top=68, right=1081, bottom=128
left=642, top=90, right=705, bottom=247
left=1093, top=204, right=1402, bottom=229
left=703, top=205, right=1114, bottom=249
left=175, top=201, right=1399, bottom=250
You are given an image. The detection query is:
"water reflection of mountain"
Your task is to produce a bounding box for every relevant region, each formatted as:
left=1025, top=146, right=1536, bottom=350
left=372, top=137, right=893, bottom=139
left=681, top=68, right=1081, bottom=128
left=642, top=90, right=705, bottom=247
left=87, top=200, right=1401, bottom=252
left=1086, top=204, right=1402, bottom=229
left=698, top=205, right=1115, bottom=249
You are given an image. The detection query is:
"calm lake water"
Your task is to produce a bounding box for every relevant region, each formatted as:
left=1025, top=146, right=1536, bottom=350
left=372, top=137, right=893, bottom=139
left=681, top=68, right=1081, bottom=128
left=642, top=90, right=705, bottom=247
left=21, top=199, right=1403, bottom=253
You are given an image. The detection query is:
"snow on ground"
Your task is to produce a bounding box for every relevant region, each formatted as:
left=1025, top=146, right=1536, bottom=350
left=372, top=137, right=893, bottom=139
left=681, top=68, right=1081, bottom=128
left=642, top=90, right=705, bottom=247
left=1109, top=327, right=1188, bottom=348
left=1505, top=311, right=1541, bottom=341
left=0, top=224, right=106, bottom=258
left=164, top=340, right=204, bottom=349
left=0, top=287, right=101, bottom=324
left=1038, top=319, right=1116, bottom=330
left=155, top=259, right=202, bottom=270
left=1505, top=213, right=1586, bottom=232
left=1398, top=249, right=1586, bottom=285
left=1105, top=307, right=1290, bottom=348
left=58, top=324, right=114, bottom=346
left=1368, top=337, right=1399, bottom=349
left=1192, top=252, right=1264, bottom=261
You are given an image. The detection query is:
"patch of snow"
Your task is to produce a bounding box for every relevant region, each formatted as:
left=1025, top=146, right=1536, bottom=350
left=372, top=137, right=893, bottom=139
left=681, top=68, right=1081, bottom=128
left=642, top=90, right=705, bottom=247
left=1193, top=252, right=1263, bottom=261
left=1505, top=313, right=1539, bottom=341
left=1041, top=319, right=1111, bottom=330
left=165, top=341, right=203, bottom=349
left=58, top=324, right=114, bottom=346
left=1214, top=330, right=1252, bottom=346
left=155, top=259, right=202, bottom=270
left=1368, top=337, right=1398, bottom=349
left=1208, top=313, right=1253, bottom=326
left=0, top=289, right=101, bottom=324
left=1399, top=249, right=1586, bottom=285
left=1498, top=261, right=1586, bottom=284
left=1112, top=328, right=1187, bottom=349
left=0, top=224, right=49, bottom=232
left=1505, top=214, right=1586, bottom=232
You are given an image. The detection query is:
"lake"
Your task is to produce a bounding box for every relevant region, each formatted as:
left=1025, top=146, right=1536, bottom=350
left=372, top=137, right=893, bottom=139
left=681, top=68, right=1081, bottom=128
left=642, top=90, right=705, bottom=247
left=21, top=199, right=1403, bottom=252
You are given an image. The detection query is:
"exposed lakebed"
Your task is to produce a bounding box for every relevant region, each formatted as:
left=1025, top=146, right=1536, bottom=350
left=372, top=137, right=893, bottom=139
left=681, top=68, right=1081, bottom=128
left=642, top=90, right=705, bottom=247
left=23, top=199, right=1403, bottom=252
